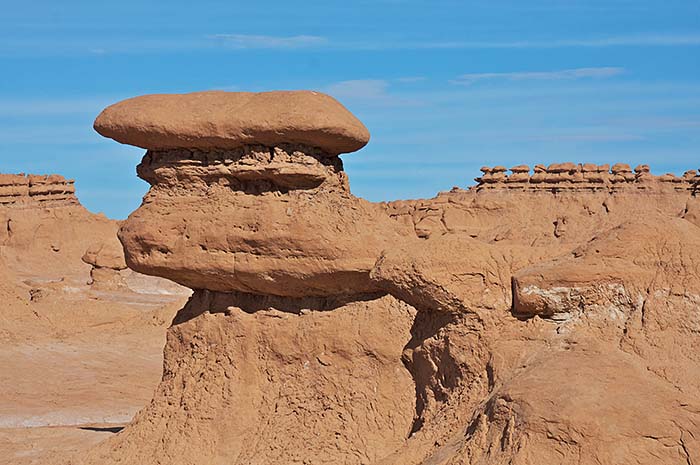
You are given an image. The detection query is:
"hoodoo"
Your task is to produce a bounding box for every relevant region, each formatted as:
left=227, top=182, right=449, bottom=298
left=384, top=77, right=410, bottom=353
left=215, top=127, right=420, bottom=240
left=79, top=91, right=420, bottom=465
left=98, top=90, right=408, bottom=297
left=70, top=90, right=700, bottom=465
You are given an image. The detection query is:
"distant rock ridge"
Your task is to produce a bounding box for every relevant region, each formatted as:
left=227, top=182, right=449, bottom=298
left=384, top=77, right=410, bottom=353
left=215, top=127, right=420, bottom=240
left=474, top=163, right=700, bottom=191
left=0, top=173, right=79, bottom=207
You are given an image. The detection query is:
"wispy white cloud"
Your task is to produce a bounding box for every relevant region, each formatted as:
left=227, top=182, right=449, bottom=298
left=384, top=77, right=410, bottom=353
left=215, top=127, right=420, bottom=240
left=400, top=34, right=700, bottom=50
left=606, top=117, right=700, bottom=130
left=324, top=79, right=391, bottom=101
left=209, top=34, right=328, bottom=49
left=207, top=33, right=700, bottom=52
left=2, top=33, right=699, bottom=57
left=550, top=34, right=700, bottom=47
left=0, top=97, right=119, bottom=116
left=450, top=67, right=624, bottom=85
left=526, top=133, right=644, bottom=142
left=323, top=79, right=428, bottom=107
left=395, top=76, right=427, bottom=83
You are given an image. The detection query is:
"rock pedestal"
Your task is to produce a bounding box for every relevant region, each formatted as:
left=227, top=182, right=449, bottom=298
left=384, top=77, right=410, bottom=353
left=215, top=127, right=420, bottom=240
left=73, top=91, right=700, bottom=465
left=96, top=91, right=408, bottom=297
left=83, top=91, right=418, bottom=465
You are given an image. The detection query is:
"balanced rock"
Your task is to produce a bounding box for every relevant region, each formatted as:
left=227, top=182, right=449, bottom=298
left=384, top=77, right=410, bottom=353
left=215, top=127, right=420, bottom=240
left=99, top=91, right=408, bottom=297
left=510, top=164, right=530, bottom=173
left=82, top=242, right=127, bottom=270
left=94, top=91, right=370, bottom=155
left=82, top=241, right=129, bottom=290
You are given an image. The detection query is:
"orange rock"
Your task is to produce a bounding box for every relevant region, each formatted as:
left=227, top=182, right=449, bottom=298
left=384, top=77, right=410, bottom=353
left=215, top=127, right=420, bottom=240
left=530, top=172, right=547, bottom=183
left=73, top=92, right=700, bottom=465
left=611, top=163, right=632, bottom=174
left=509, top=164, right=530, bottom=173
left=94, top=91, right=370, bottom=155
left=505, top=172, right=530, bottom=183
left=547, top=162, right=576, bottom=173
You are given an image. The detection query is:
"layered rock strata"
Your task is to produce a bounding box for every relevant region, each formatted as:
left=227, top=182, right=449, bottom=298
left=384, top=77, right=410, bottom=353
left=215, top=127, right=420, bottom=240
left=0, top=174, right=115, bottom=287
left=119, top=144, right=408, bottom=297
left=475, top=162, right=700, bottom=190
left=69, top=90, right=700, bottom=465
left=0, top=174, right=78, bottom=206
left=95, top=91, right=406, bottom=297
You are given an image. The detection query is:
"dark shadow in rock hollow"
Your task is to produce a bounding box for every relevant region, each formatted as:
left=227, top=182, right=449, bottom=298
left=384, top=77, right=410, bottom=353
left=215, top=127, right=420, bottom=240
left=79, top=426, right=125, bottom=433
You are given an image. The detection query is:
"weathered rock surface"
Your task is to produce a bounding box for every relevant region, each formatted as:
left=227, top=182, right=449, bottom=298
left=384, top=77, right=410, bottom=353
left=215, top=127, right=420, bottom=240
left=72, top=292, right=418, bottom=465
left=55, top=91, right=700, bottom=465
left=0, top=173, right=78, bottom=206
left=82, top=241, right=127, bottom=271
left=94, top=91, right=370, bottom=154
left=474, top=162, right=700, bottom=191
left=0, top=174, right=194, bottom=465
left=119, top=145, right=410, bottom=297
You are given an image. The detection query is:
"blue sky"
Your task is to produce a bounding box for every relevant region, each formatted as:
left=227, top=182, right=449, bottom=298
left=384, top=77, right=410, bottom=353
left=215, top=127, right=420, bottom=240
left=1, top=0, right=698, bottom=218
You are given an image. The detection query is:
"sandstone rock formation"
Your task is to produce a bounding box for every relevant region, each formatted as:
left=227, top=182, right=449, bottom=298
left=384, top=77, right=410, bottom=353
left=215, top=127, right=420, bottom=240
left=0, top=174, right=78, bottom=206
left=82, top=240, right=129, bottom=290
left=474, top=162, right=700, bottom=191
left=0, top=171, right=192, bottom=463
left=60, top=91, right=700, bottom=465
left=105, top=92, right=410, bottom=297
left=0, top=173, right=188, bottom=300
left=94, top=90, right=370, bottom=154
left=0, top=174, right=116, bottom=289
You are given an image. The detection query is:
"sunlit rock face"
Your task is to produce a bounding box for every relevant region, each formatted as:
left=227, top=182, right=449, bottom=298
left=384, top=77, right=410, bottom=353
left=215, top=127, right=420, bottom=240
left=76, top=89, right=700, bottom=465
left=119, top=143, right=409, bottom=297
left=96, top=91, right=408, bottom=297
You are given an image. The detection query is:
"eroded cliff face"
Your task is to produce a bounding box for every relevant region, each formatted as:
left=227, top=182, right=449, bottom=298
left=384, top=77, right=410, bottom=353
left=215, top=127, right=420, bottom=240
left=119, top=144, right=410, bottom=297
left=0, top=173, right=113, bottom=288
left=0, top=174, right=78, bottom=207
left=375, top=190, right=700, bottom=465
left=67, top=91, right=700, bottom=465
left=0, top=172, right=192, bottom=463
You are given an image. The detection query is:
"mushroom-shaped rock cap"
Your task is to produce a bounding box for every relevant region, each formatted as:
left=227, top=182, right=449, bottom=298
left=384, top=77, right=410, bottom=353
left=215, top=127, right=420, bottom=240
left=510, top=164, right=530, bottom=173
left=94, top=90, right=370, bottom=155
